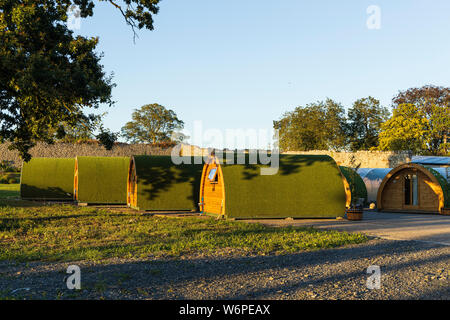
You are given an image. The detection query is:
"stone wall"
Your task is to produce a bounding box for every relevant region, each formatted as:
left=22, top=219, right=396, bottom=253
left=283, top=150, right=413, bottom=168
left=179, top=145, right=413, bottom=168
left=0, top=142, right=173, bottom=168
left=1, top=142, right=413, bottom=169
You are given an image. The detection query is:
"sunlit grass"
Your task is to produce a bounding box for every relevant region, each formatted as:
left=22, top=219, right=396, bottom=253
left=0, top=184, right=20, bottom=200
left=0, top=201, right=368, bottom=262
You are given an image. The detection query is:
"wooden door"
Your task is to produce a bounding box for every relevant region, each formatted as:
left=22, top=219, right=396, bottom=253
left=74, top=161, right=79, bottom=200
left=127, top=161, right=137, bottom=207
left=403, top=171, right=419, bottom=210
left=202, top=164, right=224, bottom=215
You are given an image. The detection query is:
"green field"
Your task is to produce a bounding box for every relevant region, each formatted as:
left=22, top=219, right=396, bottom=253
left=0, top=184, right=20, bottom=200
left=0, top=185, right=368, bottom=262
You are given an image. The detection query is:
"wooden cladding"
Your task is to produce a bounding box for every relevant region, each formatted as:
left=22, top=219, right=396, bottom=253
left=377, top=164, right=444, bottom=214
left=127, top=157, right=138, bottom=208
left=200, top=159, right=225, bottom=216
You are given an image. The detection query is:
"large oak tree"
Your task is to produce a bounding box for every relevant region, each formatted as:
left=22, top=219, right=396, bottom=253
left=121, top=103, right=185, bottom=144
left=0, top=0, right=161, bottom=160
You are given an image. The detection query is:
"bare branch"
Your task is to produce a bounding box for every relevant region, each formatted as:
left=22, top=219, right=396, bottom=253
left=108, top=0, right=139, bottom=43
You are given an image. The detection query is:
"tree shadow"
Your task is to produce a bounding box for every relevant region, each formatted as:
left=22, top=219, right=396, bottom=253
left=0, top=213, right=132, bottom=232
left=5, top=239, right=448, bottom=300
left=226, top=153, right=340, bottom=181
left=135, top=156, right=203, bottom=210
left=20, top=185, right=74, bottom=201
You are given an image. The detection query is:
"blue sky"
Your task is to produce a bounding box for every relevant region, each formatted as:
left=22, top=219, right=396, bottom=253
left=75, top=0, right=450, bottom=149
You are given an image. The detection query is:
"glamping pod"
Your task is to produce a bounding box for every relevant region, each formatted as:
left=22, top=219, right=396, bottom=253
left=20, top=157, right=75, bottom=200
left=377, top=163, right=450, bottom=214
left=200, top=154, right=348, bottom=219
left=339, top=166, right=368, bottom=207
left=357, top=168, right=392, bottom=204
left=127, top=155, right=204, bottom=211
left=74, top=156, right=130, bottom=204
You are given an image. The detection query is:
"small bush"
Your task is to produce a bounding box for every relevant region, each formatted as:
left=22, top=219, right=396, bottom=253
left=0, top=173, right=20, bottom=184
left=0, top=160, right=18, bottom=173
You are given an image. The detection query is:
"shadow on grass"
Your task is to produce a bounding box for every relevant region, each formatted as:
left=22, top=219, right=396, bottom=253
left=2, top=240, right=448, bottom=299
left=0, top=213, right=134, bottom=232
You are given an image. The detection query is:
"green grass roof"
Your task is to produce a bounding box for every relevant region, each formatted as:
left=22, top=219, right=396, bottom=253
left=339, top=166, right=368, bottom=205
left=20, top=158, right=75, bottom=200
left=216, top=154, right=347, bottom=218
left=132, top=155, right=204, bottom=211
left=76, top=156, right=130, bottom=204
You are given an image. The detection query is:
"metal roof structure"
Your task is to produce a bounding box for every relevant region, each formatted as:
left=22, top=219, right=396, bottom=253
left=356, top=168, right=372, bottom=179
left=357, top=168, right=392, bottom=204
left=432, top=167, right=450, bottom=183
left=411, top=156, right=450, bottom=166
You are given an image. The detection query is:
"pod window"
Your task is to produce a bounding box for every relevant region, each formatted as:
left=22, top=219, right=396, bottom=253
left=208, top=168, right=218, bottom=182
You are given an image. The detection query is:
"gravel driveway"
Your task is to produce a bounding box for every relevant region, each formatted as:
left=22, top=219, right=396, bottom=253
left=1, top=239, right=448, bottom=300
left=244, top=211, right=450, bottom=245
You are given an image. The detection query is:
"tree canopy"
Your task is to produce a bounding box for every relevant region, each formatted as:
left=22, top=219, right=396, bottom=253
left=0, top=0, right=161, bottom=160
left=379, top=85, right=450, bottom=155
left=274, top=97, right=392, bottom=152
left=378, top=103, right=430, bottom=154
left=121, top=104, right=185, bottom=144
left=273, top=99, right=347, bottom=152
left=346, top=97, right=390, bottom=151
left=392, top=85, right=449, bottom=113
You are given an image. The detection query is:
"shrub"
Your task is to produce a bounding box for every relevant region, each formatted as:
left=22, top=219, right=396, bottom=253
left=0, top=160, right=18, bottom=173
left=1, top=173, right=20, bottom=184
left=96, top=127, right=119, bottom=151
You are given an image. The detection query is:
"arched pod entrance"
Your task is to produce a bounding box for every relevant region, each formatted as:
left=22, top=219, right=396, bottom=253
left=199, top=157, right=225, bottom=215
left=377, top=163, right=448, bottom=214
left=200, top=154, right=348, bottom=219
left=127, top=156, right=138, bottom=208
left=74, top=159, right=79, bottom=200
left=127, top=155, right=204, bottom=211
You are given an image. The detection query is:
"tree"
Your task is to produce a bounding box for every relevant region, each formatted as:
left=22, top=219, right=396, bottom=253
left=52, top=112, right=120, bottom=150
left=379, top=103, right=450, bottom=155
left=378, top=104, right=429, bottom=153
left=390, top=85, right=449, bottom=155
left=96, top=125, right=119, bottom=151
left=393, top=85, right=449, bottom=113
left=273, top=99, right=347, bottom=152
left=0, top=0, right=161, bottom=161
left=323, top=99, right=348, bottom=150
left=121, top=104, right=185, bottom=144
left=346, top=97, right=390, bottom=151
left=54, top=113, right=106, bottom=143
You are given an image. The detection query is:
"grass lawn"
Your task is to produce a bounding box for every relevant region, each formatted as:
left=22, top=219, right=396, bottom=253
left=0, top=184, right=20, bottom=200
left=0, top=198, right=368, bottom=262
